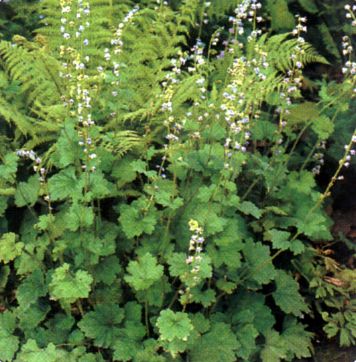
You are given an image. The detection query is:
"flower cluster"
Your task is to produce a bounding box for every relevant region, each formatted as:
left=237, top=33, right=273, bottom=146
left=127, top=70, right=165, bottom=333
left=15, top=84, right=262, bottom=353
left=16, top=149, right=51, bottom=209
left=311, top=141, right=326, bottom=175
left=59, top=0, right=98, bottom=173
left=107, top=5, right=140, bottom=91
left=186, top=219, right=205, bottom=273
left=342, top=3, right=356, bottom=94
left=275, top=15, right=307, bottom=132
left=220, top=58, right=250, bottom=168
left=344, top=3, right=356, bottom=26
left=179, top=219, right=206, bottom=305
left=343, top=133, right=356, bottom=169
left=161, top=53, right=188, bottom=151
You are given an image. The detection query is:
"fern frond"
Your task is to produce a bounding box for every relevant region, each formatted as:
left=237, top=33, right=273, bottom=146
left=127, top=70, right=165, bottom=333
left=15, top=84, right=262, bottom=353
left=0, top=97, right=35, bottom=136
left=100, top=130, right=143, bottom=158
left=0, top=39, right=63, bottom=113
left=261, top=33, right=329, bottom=72
left=207, top=0, right=237, bottom=19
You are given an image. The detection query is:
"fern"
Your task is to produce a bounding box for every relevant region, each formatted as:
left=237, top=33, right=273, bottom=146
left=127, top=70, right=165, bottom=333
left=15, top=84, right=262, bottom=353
left=266, top=0, right=295, bottom=31
left=107, top=6, right=192, bottom=126
left=33, top=0, right=133, bottom=61
left=100, top=130, right=143, bottom=158
left=206, top=0, right=238, bottom=19
left=261, top=33, right=329, bottom=72
left=0, top=97, right=35, bottom=136
left=0, top=38, right=63, bottom=114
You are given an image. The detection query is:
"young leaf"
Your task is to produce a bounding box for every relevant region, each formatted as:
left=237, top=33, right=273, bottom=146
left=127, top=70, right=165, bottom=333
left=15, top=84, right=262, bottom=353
left=0, top=232, right=23, bottom=264
left=49, top=264, right=93, bottom=309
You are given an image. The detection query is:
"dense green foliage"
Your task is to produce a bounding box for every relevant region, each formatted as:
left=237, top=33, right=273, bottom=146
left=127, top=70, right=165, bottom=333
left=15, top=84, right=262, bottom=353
left=0, top=0, right=355, bottom=361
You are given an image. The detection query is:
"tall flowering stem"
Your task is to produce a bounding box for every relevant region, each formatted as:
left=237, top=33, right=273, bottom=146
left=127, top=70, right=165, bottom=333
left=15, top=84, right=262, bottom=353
left=179, top=219, right=206, bottom=308
left=59, top=0, right=97, bottom=186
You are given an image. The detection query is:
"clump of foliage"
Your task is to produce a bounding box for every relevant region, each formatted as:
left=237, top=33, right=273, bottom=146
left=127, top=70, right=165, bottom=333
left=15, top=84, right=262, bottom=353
left=0, top=0, right=355, bottom=361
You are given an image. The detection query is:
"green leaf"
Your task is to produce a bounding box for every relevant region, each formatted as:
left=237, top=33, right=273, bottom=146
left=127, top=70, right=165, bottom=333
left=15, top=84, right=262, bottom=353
left=282, top=318, right=313, bottom=359
left=157, top=309, right=193, bottom=342
left=156, top=309, right=194, bottom=358
left=189, top=288, right=216, bottom=307
left=235, top=324, right=258, bottom=360
left=31, top=313, right=75, bottom=347
left=0, top=232, right=23, bottom=264
left=237, top=201, right=262, bottom=219
left=288, top=171, right=316, bottom=194
left=263, top=229, right=305, bottom=255
left=286, top=102, right=319, bottom=125
left=317, top=23, right=341, bottom=60
left=137, top=277, right=172, bottom=307
left=207, top=243, right=242, bottom=270
left=64, top=203, right=95, bottom=231
left=311, top=115, right=334, bottom=140
left=260, top=330, right=288, bottom=362
left=145, top=179, right=183, bottom=210
left=113, top=339, right=140, bottom=362
left=0, top=152, right=18, bottom=183
left=273, top=270, right=309, bottom=316
left=260, top=319, right=313, bottom=361
left=190, top=313, right=211, bottom=334
left=264, top=229, right=291, bottom=250
left=189, top=322, right=239, bottom=362
left=35, top=214, right=55, bottom=231
left=18, top=300, right=50, bottom=330
left=15, top=175, right=40, bottom=207
left=124, top=253, right=163, bottom=291
left=298, top=0, right=318, bottom=13
left=0, top=265, right=10, bottom=290
left=296, top=210, right=332, bottom=241
left=48, top=167, right=82, bottom=201
left=17, top=270, right=47, bottom=308
left=243, top=239, right=277, bottom=285
left=92, top=255, right=122, bottom=285
left=14, top=340, right=68, bottom=362
left=51, top=121, right=79, bottom=168
left=86, top=171, right=113, bottom=199
left=134, top=339, right=166, bottom=362
left=111, top=157, right=137, bottom=187
left=168, top=252, right=189, bottom=277
left=119, top=198, right=157, bottom=238
left=78, top=303, right=124, bottom=348
left=0, top=311, right=19, bottom=362
left=231, top=292, right=275, bottom=336
left=49, top=263, right=93, bottom=309
left=267, top=0, right=295, bottom=31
